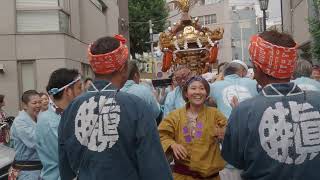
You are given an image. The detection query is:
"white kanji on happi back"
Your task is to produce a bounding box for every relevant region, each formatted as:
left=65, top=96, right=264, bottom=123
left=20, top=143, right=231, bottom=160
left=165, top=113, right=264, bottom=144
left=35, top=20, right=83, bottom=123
left=259, top=101, right=320, bottom=164
left=222, top=85, right=252, bottom=107
left=75, top=96, right=120, bottom=152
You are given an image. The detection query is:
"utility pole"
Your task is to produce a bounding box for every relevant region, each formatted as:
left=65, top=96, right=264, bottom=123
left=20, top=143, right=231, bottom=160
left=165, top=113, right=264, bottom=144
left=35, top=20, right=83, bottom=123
left=233, top=10, right=245, bottom=62
left=240, top=24, right=244, bottom=62
left=262, top=10, right=267, bottom=31
left=149, top=19, right=155, bottom=78
left=149, top=19, right=154, bottom=59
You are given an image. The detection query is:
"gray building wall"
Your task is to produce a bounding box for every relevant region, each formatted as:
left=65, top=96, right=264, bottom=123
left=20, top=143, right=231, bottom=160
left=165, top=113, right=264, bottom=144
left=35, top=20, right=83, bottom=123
left=0, top=0, right=127, bottom=115
left=231, top=7, right=257, bottom=65
left=117, top=0, right=130, bottom=42
left=282, top=0, right=312, bottom=45
left=282, top=0, right=320, bottom=61
left=167, top=0, right=233, bottom=63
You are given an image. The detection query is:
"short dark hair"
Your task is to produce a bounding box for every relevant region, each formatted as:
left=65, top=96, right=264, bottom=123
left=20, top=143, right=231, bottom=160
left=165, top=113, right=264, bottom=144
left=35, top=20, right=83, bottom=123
left=0, top=95, right=4, bottom=103
left=22, top=90, right=39, bottom=104
left=128, top=61, right=139, bottom=80
left=90, top=36, right=120, bottom=55
left=46, top=68, right=80, bottom=100
left=84, top=77, right=93, bottom=84
left=293, top=59, right=313, bottom=78
left=224, top=63, right=244, bottom=76
left=182, top=76, right=210, bottom=102
left=259, top=30, right=296, bottom=48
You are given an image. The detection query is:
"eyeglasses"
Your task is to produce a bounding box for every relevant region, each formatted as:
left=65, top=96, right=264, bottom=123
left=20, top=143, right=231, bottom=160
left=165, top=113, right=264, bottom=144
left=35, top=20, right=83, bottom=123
left=48, top=76, right=81, bottom=96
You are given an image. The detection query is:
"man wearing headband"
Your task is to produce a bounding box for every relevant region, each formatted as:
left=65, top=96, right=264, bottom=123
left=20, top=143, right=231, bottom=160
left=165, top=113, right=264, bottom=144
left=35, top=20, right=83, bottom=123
left=35, top=68, right=82, bottom=180
left=292, top=59, right=320, bottom=91
left=222, top=31, right=320, bottom=180
left=210, top=60, right=258, bottom=118
left=58, top=35, right=172, bottom=180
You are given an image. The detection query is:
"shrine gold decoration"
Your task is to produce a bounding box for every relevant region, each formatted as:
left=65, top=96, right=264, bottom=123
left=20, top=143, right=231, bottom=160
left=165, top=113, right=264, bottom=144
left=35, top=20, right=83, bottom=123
left=159, top=0, right=224, bottom=75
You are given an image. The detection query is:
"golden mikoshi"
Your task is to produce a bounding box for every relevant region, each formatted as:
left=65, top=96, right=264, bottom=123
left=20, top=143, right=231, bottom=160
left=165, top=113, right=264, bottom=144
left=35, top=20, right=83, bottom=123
left=159, top=0, right=224, bottom=75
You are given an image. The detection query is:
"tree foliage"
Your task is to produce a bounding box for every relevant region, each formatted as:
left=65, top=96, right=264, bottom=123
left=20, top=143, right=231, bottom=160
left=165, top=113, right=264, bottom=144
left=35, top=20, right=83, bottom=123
left=309, top=0, right=320, bottom=64
left=129, top=0, right=169, bottom=59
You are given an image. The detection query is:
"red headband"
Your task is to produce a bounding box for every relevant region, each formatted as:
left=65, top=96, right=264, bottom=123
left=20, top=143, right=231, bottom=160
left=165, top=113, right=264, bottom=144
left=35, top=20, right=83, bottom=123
left=88, top=35, right=129, bottom=74
left=249, top=35, right=297, bottom=79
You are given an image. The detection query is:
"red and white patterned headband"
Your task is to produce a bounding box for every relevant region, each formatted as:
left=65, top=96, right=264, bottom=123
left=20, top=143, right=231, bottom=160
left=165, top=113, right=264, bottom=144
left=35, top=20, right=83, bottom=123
left=249, top=35, right=297, bottom=79
left=88, top=35, right=129, bottom=74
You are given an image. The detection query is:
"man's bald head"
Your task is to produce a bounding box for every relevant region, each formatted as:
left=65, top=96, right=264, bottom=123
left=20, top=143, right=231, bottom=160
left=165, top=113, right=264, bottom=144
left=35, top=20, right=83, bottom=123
left=224, top=62, right=247, bottom=77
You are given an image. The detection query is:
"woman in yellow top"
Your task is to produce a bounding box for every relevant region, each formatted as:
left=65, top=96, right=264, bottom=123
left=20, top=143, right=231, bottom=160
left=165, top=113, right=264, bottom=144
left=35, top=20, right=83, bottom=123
left=159, top=76, right=227, bottom=180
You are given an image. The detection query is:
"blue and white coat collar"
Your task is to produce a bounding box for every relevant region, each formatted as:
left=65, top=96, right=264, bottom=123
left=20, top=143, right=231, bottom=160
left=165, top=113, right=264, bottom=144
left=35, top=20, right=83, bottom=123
left=262, top=82, right=304, bottom=97
left=87, top=80, right=118, bottom=93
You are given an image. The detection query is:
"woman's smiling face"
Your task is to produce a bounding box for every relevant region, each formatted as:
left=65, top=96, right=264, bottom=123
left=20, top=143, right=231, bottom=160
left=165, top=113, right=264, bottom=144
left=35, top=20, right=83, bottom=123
left=185, top=81, right=208, bottom=106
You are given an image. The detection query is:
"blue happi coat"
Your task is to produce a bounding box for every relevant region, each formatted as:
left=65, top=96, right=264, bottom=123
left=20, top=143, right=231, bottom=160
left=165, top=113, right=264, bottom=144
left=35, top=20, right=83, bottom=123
left=292, top=77, right=320, bottom=91
left=222, top=82, right=320, bottom=180
left=35, top=107, right=61, bottom=180
left=121, top=80, right=160, bottom=119
left=163, top=86, right=185, bottom=117
left=10, top=111, right=40, bottom=180
left=210, top=74, right=258, bottom=118
left=58, top=80, right=173, bottom=180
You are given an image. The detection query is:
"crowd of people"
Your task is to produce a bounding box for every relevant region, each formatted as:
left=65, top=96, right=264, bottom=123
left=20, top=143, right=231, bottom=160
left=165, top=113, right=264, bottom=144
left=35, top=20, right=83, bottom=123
left=0, top=30, right=320, bottom=180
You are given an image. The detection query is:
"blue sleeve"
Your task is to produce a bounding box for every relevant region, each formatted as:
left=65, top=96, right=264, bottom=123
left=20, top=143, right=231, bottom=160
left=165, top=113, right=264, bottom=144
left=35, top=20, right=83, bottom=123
left=58, top=106, right=77, bottom=180
left=36, top=114, right=60, bottom=179
left=163, top=91, right=175, bottom=117
left=250, top=80, right=259, bottom=96
left=221, top=106, right=245, bottom=169
left=143, top=87, right=161, bottom=119
left=209, top=83, right=218, bottom=101
left=14, top=118, right=36, bottom=149
left=136, top=102, right=173, bottom=180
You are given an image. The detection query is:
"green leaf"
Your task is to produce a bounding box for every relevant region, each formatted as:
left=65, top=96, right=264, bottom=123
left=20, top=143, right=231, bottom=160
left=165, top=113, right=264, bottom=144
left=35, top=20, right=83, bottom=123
left=129, top=0, right=169, bottom=58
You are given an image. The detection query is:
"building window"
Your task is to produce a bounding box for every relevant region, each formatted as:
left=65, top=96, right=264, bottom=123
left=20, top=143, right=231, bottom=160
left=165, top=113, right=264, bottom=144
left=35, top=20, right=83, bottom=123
left=204, top=14, right=217, bottom=25
left=199, top=16, right=205, bottom=25
left=234, top=53, right=239, bottom=60
left=16, top=0, right=70, bottom=33
left=196, top=14, right=216, bottom=25
left=196, top=0, right=205, bottom=5
left=205, top=0, right=222, bottom=5
left=146, top=64, right=150, bottom=73
left=58, top=0, right=70, bottom=11
left=59, top=11, right=70, bottom=33
left=16, top=0, right=59, bottom=8
left=19, top=61, right=36, bottom=93
left=16, top=0, right=69, bottom=11
left=90, top=0, right=107, bottom=13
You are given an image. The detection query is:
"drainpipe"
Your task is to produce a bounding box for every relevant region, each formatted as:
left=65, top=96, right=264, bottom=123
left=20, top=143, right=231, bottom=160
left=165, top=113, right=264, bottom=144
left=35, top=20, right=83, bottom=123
left=281, top=0, right=284, bottom=32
